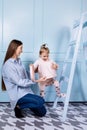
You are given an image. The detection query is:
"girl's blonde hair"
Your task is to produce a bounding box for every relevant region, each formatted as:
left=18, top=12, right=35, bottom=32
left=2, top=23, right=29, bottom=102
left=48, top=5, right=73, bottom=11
left=39, top=44, right=50, bottom=55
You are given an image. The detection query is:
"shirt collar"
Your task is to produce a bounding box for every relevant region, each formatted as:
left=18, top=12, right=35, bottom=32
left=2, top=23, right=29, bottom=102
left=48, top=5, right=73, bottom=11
left=10, top=58, right=21, bottom=64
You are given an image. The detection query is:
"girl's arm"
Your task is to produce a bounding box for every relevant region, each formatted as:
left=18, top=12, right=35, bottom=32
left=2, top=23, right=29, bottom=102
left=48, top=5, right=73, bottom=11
left=29, top=64, right=35, bottom=82
left=29, top=64, right=46, bottom=83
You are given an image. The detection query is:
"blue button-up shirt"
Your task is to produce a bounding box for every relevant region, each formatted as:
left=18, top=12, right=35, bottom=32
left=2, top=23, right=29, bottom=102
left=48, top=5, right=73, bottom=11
left=2, top=58, right=35, bottom=109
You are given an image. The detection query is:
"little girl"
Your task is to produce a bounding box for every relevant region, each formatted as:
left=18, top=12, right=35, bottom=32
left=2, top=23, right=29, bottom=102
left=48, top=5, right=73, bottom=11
left=30, top=44, right=65, bottom=98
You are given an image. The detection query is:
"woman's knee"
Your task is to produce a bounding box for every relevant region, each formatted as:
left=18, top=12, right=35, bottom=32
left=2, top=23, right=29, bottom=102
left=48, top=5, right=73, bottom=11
left=39, top=105, right=47, bottom=117
left=30, top=105, right=47, bottom=117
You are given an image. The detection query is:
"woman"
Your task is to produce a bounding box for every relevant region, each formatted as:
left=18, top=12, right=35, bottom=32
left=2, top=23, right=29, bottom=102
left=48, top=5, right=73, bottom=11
left=2, top=39, right=47, bottom=118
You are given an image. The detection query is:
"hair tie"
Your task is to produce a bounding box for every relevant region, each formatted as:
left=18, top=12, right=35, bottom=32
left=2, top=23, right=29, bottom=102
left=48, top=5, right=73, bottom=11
left=42, top=43, right=48, bottom=48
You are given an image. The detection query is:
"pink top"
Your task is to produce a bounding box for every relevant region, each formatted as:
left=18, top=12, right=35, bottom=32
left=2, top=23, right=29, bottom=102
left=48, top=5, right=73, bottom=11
left=33, top=58, right=57, bottom=79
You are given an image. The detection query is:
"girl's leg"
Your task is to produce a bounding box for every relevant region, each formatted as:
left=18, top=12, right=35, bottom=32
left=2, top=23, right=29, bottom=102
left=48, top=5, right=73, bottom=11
left=16, top=93, right=46, bottom=117
left=39, top=83, right=46, bottom=97
left=53, top=80, right=61, bottom=97
left=53, top=80, right=66, bottom=97
left=40, top=90, right=45, bottom=97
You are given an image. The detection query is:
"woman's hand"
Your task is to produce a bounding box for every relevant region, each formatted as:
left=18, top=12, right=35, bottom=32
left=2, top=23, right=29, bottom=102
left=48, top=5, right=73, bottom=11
left=35, top=77, right=47, bottom=83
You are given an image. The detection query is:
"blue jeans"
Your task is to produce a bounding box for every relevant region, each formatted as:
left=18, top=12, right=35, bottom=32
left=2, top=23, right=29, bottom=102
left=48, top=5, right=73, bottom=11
left=17, top=93, right=47, bottom=117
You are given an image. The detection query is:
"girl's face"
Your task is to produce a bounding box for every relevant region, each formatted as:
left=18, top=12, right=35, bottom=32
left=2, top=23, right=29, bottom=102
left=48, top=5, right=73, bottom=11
left=40, top=51, right=49, bottom=61
left=14, top=45, right=23, bottom=58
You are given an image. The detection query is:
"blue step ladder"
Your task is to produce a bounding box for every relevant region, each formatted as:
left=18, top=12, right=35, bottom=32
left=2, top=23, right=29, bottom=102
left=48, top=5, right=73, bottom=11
left=53, top=12, right=87, bottom=121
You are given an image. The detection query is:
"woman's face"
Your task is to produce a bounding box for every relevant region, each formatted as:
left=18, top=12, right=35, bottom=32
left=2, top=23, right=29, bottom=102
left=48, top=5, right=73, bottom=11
left=15, top=45, right=23, bottom=58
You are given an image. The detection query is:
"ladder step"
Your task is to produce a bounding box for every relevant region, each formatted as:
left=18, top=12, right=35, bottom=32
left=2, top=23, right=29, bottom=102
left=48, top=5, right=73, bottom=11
left=59, top=76, right=69, bottom=83
left=83, top=21, right=87, bottom=28
left=53, top=95, right=66, bottom=108
left=73, top=19, right=80, bottom=28
left=64, top=59, right=73, bottom=62
left=69, top=40, right=76, bottom=46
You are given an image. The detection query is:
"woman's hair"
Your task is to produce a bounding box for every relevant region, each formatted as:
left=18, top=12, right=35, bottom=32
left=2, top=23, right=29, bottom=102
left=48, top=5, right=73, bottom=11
left=2, top=39, right=23, bottom=91
left=39, top=43, right=50, bottom=55
left=3, top=39, right=23, bottom=63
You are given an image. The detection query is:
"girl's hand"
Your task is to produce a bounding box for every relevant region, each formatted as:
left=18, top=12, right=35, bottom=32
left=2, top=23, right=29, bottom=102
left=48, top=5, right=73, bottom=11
left=51, top=63, right=58, bottom=70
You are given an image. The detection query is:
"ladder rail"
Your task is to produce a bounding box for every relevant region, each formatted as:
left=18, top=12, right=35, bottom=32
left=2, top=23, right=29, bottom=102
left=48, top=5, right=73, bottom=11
left=59, top=22, right=80, bottom=84
left=53, top=18, right=80, bottom=109
left=53, top=12, right=87, bottom=121
left=62, top=13, right=85, bottom=121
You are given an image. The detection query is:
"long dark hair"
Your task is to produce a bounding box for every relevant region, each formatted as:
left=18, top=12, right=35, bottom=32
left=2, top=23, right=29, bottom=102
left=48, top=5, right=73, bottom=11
left=2, top=39, right=23, bottom=90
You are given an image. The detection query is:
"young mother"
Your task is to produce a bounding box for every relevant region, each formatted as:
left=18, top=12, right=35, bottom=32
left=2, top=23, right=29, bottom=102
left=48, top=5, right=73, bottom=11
left=2, top=39, right=47, bottom=118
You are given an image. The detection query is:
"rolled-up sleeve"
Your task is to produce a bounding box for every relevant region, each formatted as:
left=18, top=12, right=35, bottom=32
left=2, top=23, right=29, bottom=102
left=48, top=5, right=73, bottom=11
left=2, top=64, right=35, bottom=88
